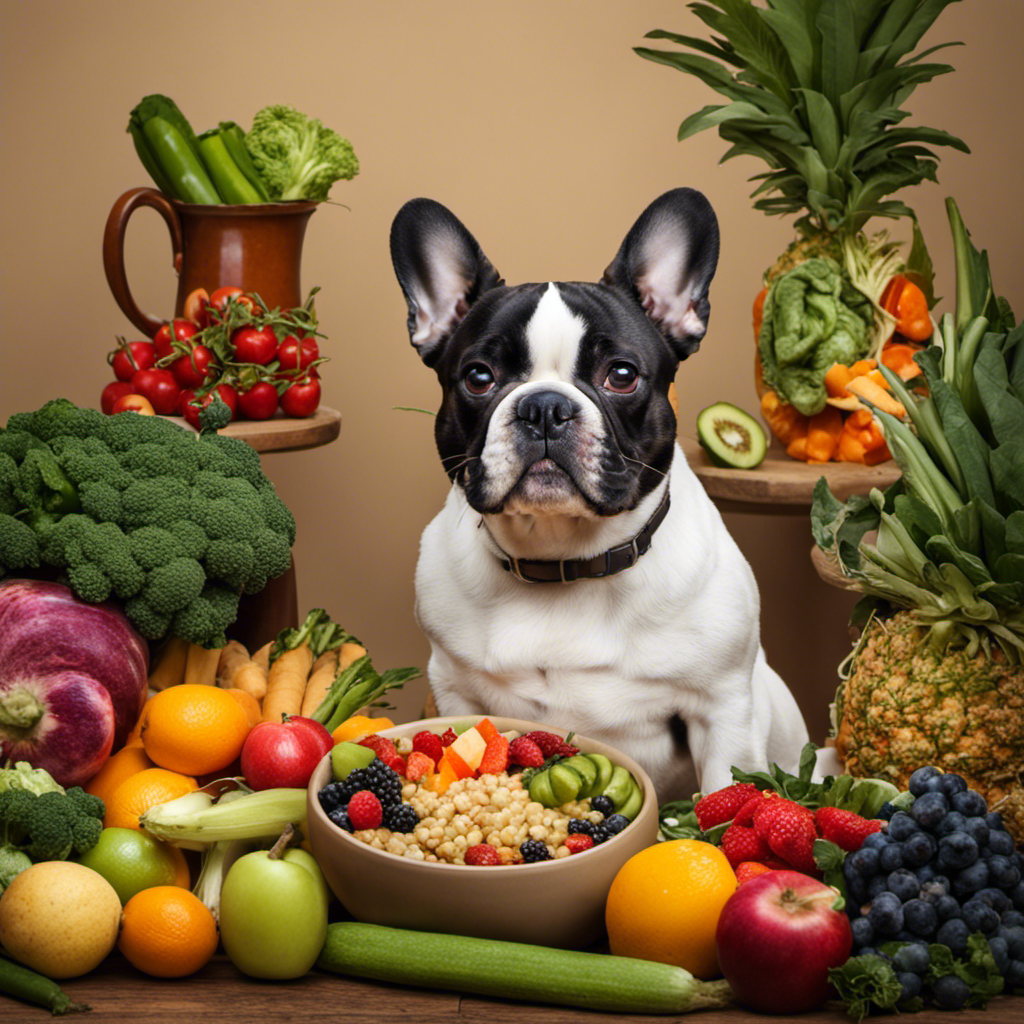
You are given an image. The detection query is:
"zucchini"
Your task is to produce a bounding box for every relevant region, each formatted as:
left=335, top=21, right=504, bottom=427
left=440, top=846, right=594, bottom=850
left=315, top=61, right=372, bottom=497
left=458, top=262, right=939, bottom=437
left=317, top=922, right=733, bottom=1014
left=0, top=953, right=90, bottom=1015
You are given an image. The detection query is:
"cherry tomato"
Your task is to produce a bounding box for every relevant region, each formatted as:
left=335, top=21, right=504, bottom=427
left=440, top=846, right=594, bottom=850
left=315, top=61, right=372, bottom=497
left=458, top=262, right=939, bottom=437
left=101, top=380, right=135, bottom=415
left=276, top=334, right=319, bottom=373
left=237, top=381, right=280, bottom=421
left=231, top=326, right=279, bottom=365
left=153, top=318, right=199, bottom=358
left=280, top=376, right=321, bottom=418
left=109, top=340, right=157, bottom=382
left=180, top=384, right=238, bottom=430
left=170, top=344, right=217, bottom=389
left=183, top=287, right=211, bottom=327
left=131, top=368, right=181, bottom=416
left=112, top=393, right=155, bottom=415
left=207, top=286, right=258, bottom=322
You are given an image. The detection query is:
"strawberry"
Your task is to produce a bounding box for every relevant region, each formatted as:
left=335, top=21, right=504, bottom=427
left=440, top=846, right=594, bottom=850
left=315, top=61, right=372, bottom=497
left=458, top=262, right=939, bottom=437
left=763, top=808, right=820, bottom=874
left=814, top=806, right=884, bottom=852
left=508, top=735, right=545, bottom=768
left=464, top=844, right=502, bottom=866
left=523, top=731, right=566, bottom=758
left=694, top=782, right=762, bottom=830
left=733, top=791, right=769, bottom=826
left=477, top=734, right=510, bottom=775
left=564, top=833, right=594, bottom=855
left=358, top=733, right=403, bottom=772
left=720, top=824, right=774, bottom=868
left=751, top=795, right=813, bottom=841
left=735, top=861, right=774, bottom=886
left=552, top=740, right=579, bottom=758
left=439, top=727, right=458, bottom=747
left=347, top=790, right=383, bottom=830
left=404, top=750, right=435, bottom=783
left=412, top=730, right=444, bottom=767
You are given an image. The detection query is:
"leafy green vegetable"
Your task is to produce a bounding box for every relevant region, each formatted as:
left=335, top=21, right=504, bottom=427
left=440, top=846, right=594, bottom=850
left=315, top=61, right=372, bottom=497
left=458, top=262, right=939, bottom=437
left=758, top=257, right=875, bottom=415
left=828, top=953, right=905, bottom=1021
left=245, top=105, right=359, bottom=203
left=926, top=934, right=1004, bottom=1008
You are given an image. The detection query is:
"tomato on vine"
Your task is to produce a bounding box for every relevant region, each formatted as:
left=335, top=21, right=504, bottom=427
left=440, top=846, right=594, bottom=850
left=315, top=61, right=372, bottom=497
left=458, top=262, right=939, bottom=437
left=109, top=340, right=157, bottom=382
left=280, top=376, right=321, bottom=418
left=237, top=381, right=280, bottom=421
left=154, top=319, right=199, bottom=358
left=170, top=344, right=217, bottom=389
left=231, top=326, right=279, bottom=365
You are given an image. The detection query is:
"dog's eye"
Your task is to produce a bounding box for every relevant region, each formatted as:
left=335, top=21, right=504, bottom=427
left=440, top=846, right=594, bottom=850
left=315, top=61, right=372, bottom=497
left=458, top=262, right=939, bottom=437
left=463, top=364, right=496, bottom=395
left=603, top=362, right=639, bottom=394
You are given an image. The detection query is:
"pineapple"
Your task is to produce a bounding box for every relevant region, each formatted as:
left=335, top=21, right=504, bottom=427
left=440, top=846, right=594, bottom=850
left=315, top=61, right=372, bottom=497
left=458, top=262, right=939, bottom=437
left=813, top=199, right=1024, bottom=835
left=636, top=1, right=968, bottom=453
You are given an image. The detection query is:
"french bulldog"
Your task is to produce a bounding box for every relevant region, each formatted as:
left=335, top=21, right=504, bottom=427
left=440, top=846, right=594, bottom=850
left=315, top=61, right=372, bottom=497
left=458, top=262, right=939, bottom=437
left=389, top=188, right=809, bottom=801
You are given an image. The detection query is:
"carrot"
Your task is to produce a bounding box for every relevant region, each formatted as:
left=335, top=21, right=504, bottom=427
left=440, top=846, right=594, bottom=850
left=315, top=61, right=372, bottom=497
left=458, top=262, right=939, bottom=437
left=216, top=640, right=268, bottom=702
left=301, top=642, right=368, bottom=718
left=805, top=406, right=844, bottom=462
left=823, top=362, right=856, bottom=399
left=148, top=636, right=189, bottom=691
left=760, top=389, right=809, bottom=446
left=252, top=641, right=272, bottom=673
left=261, top=643, right=314, bottom=723
left=785, top=435, right=809, bottom=461
left=184, top=642, right=220, bottom=687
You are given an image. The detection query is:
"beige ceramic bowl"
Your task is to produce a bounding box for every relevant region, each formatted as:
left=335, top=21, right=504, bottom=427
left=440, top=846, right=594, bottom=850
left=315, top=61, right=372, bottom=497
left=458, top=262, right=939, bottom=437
left=305, top=716, right=659, bottom=949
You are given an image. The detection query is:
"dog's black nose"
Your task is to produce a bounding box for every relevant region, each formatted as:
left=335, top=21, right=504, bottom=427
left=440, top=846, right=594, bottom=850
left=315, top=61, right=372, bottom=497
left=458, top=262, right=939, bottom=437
left=517, top=391, right=576, bottom=440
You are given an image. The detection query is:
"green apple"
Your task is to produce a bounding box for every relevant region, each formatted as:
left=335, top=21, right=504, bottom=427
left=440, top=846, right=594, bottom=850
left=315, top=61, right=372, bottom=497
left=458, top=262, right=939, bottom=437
left=218, top=847, right=329, bottom=979
left=76, top=827, right=188, bottom=905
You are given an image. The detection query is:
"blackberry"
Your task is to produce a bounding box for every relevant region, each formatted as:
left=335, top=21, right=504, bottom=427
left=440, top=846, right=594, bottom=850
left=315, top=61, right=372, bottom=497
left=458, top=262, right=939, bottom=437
left=336, top=760, right=403, bottom=807
left=567, top=818, right=594, bottom=836
left=327, top=808, right=354, bottom=832
left=318, top=781, right=347, bottom=813
left=590, top=794, right=615, bottom=816
left=590, top=823, right=615, bottom=845
left=382, top=802, right=419, bottom=833
left=520, top=839, right=552, bottom=863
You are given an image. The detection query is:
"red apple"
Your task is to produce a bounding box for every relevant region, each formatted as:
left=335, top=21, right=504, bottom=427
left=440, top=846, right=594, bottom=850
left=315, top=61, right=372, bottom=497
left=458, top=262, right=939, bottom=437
left=240, top=715, right=333, bottom=791
left=714, top=869, right=852, bottom=1014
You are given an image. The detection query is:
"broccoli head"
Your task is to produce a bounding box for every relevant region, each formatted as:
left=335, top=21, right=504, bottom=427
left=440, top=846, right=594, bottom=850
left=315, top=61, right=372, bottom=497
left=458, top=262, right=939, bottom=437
left=2, top=399, right=296, bottom=648
left=245, top=104, right=359, bottom=203
left=0, top=783, right=104, bottom=864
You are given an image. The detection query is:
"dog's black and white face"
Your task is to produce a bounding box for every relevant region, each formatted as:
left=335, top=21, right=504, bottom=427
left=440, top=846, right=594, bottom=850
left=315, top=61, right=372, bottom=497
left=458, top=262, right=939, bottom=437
left=390, top=189, right=720, bottom=521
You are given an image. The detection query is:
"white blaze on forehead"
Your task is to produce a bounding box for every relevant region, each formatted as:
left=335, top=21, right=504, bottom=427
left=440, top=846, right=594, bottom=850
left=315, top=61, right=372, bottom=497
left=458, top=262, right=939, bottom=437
left=525, top=283, right=587, bottom=382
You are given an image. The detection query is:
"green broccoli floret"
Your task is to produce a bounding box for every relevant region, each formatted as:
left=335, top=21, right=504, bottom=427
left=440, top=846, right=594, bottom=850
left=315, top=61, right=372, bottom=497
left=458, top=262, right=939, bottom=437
left=0, top=846, right=32, bottom=893
left=3, top=401, right=296, bottom=648
left=0, top=514, right=40, bottom=576
left=0, top=783, right=104, bottom=866
left=245, top=104, right=359, bottom=202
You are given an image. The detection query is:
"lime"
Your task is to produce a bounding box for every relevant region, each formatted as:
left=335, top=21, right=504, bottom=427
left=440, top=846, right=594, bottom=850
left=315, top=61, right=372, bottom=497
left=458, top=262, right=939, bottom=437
left=77, top=827, right=190, bottom=905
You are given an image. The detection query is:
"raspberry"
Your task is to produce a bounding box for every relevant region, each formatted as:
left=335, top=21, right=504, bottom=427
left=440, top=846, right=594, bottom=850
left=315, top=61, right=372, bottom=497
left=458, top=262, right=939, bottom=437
left=508, top=736, right=545, bottom=768
left=735, top=861, right=774, bottom=885
left=382, top=802, right=419, bottom=833
left=814, top=806, right=884, bottom=852
left=564, top=834, right=594, bottom=855
left=694, top=782, right=762, bottom=830
left=412, top=730, right=444, bottom=766
left=465, top=844, right=502, bottom=866
left=439, top=727, right=458, bottom=747
left=519, top=839, right=552, bottom=862
left=720, top=824, right=774, bottom=868
left=477, top=734, right=510, bottom=775
left=522, top=731, right=565, bottom=757
left=347, top=790, right=383, bottom=830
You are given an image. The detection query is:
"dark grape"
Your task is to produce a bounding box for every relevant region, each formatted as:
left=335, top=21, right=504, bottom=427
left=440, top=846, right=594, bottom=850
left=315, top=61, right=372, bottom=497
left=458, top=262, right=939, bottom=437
left=896, top=971, right=922, bottom=1002
left=908, top=766, right=942, bottom=796
left=932, top=974, right=970, bottom=1010
left=910, top=791, right=949, bottom=828
left=868, top=874, right=890, bottom=899
left=936, top=917, right=970, bottom=957
left=934, top=773, right=968, bottom=799
left=951, top=790, right=988, bottom=817
left=888, top=811, right=919, bottom=842
left=903, top=898, right=939, bottom=938
left=935, top=894, right=962, bottom=922
left=961, top=898, right=1000, bottom=934
left=938, top=832, right=979, bottom=871
left=893, top=942, right=931, bottom=974
left=1001, top=910, right=1024, bottom=928
left=868, top=892, right=904, bottom=936
left=935, top=811, right=967, bottom=836
left=851, top=916, right=874, bottom=948
left=1000, top=925, right=1024, bottom=959
left=1006, top=959, right=1024, bottom=988
left=987, top=830, right=1016, bottom=857
left=888, top=868, right=921, bottom=902
left=962, top=816, right=990, bottom=846
left=861, top=831, right=892, bottom=850
left=952, top=859, right=990, bottom=899
left=985, top=811, right=1006, bottom=831
left=989, top=936, right=1011, bottom=973
left=879, top=843, right=905, bottom=872
left=976, top=887, right=1012, bottom=913
left=846, top=846, right=880, bottom=877
left=901, top=831, right=936, bottom=867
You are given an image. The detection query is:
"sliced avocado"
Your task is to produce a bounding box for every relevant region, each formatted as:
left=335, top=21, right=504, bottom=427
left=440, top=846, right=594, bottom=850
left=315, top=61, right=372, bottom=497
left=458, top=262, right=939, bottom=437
left=696, top=401, right=767, bottom=469
left=562, top=755, right=599, bottom=798
left=603, top=766, right=636, bottom=811
left=618, top=778, right=644, bottom=820
left=549, top=764, right=584, bottom=805
left=528, top=769, right=556, bottom=807
left=584, top=753, right=615, bottom=795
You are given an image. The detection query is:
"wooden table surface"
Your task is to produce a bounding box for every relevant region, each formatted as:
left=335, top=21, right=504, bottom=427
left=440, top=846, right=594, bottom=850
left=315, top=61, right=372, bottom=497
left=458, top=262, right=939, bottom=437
left=163, top=405, right=342, bottom=453
left=5, top=953, right=1023, bottom=1023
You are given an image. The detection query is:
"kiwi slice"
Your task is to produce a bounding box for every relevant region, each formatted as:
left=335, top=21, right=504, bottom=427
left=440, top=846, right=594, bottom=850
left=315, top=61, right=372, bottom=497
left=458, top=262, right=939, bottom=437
left=696, top=401, right=767, bottom=469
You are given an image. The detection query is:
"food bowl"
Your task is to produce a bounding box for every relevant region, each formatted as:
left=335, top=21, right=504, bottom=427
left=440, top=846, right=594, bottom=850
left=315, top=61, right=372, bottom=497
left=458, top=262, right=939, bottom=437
left=305, top=716, right=659, bottom=949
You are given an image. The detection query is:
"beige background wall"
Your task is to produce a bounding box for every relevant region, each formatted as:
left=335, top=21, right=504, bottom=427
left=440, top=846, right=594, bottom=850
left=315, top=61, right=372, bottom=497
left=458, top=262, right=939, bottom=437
left=2, top=0, right=1022, bottom=741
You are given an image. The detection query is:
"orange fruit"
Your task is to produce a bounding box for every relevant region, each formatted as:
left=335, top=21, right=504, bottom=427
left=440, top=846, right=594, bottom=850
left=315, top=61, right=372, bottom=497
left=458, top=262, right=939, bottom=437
left=605, top=839, right=737, bottom=979
left=118, top=886, right=218, bottom=978
left=85, top=743, right=156, bottom=807
left=104, top=767, right=198, bottom=830
left=223, top=687, right=262, bottom=728
left=141, top=683, right=251, bottom=776
left=330, top=714, right=395, bottom=744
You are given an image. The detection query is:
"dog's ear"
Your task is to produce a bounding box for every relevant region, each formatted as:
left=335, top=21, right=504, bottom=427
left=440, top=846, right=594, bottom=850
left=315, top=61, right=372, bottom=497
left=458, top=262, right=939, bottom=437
left=602, top=188, right=720, bottom=361
left=390, top=198, right=504, bottom=366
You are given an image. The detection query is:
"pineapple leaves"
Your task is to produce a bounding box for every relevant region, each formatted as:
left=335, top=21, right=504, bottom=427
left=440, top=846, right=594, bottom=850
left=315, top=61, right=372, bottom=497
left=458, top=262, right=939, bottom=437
left=637, top=0, right=966, bottom=234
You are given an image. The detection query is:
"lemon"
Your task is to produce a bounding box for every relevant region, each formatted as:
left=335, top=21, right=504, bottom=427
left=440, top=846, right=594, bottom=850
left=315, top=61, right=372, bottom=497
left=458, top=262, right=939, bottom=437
left=0, top=861, right=122, bottom=978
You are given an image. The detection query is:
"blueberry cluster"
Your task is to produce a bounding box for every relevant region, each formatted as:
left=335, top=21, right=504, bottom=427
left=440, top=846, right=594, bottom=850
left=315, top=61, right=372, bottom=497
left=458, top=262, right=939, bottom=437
left=843, top=765, right=1024, bottom=1010
left=318, top=758, right=417, bottom=835
left=567, top=811, right=631, bottom=846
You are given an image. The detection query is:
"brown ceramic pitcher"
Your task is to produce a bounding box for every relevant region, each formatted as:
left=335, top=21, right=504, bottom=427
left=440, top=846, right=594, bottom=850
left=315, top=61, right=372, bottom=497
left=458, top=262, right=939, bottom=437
left=103, top=187, right=318, bottom=338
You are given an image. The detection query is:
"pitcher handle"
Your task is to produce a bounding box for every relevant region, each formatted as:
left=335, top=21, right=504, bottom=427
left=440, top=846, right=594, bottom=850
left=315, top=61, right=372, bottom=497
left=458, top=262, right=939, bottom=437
left=102, top=187, right=183, bottom=338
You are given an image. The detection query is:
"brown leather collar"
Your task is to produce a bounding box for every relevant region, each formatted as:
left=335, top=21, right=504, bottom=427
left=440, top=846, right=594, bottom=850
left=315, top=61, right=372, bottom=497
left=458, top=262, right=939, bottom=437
left=495, top=488, right=671, bottom=584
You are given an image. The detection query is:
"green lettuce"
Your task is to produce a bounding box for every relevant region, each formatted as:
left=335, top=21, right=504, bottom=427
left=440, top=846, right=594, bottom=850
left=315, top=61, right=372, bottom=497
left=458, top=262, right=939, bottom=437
left=759, top=257, right=875, bottom=415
